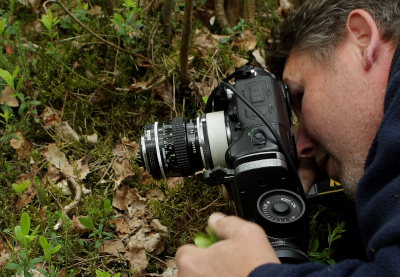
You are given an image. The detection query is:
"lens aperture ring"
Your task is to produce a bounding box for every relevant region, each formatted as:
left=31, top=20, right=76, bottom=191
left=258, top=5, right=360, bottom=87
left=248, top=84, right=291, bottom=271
left=172, top=118, right=192, bottom=175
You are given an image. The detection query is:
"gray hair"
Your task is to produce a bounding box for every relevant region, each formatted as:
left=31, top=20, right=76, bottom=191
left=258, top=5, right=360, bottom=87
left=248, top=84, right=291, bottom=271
left=268, top=0, right=400, bottom=75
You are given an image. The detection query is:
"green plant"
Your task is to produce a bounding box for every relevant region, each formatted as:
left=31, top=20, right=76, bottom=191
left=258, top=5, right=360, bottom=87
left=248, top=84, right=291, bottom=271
left=12, top=179, right=30, bottom=196
left=309, top=221, right=346, bottom=264
left=6, top=213, right=43, bottom=277
left=13, top=91, right=41, bottom=118
left=95, top=269, right=121, bottom=277
left=111, top=0, right=143, bottom=40
left=0, top=17, right=7, bottom=37
left=0, top=66, right=22, bottom=91
left=79, top=199, right=115, bottom=249
left=39, top=236, right=62, bottom=263
left=40, top=10, right=60, bottom=40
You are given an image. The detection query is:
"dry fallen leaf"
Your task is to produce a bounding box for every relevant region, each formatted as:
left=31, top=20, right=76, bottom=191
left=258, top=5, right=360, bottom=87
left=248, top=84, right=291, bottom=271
left=85, top=133, right=98, bottom=144
left=41, top=106, right=62, bottom=128
left=0, top=86, right=18, bottom=107
left=252, top=49, right=267, bottom=68
left=0, top=237, right=11, bottom=268
left=56, top=121, right=80, bottom=142
left=112, top=186, right=147, bottom=218
left=44, top=144, right=74, bottom=177
left=166, top=177, right=184, bottom=190
left=10, top=131, right=33, bottom=159
left=128, top=229, right=164, bottom=254
left=124, top=248, right=148, bottom=276
left=146, top=188, right=165, bottom=201
left=232, top=30, right=257, bottom=51
left=71, top=216, right=91, bottom=234
left=232, top=55, right=249, bottom=68
left=113, top=158, right=136, bottom=187
left=151, top=79, right=173, bottom=104
left=17, top=0, right=42, bottom=12
left=162, top=259, right=178, bottom=277
left=100, top=240, right=126, bottom=255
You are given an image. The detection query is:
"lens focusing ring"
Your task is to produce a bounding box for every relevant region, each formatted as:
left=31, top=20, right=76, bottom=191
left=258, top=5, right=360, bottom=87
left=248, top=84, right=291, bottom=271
left=172, top=118, right=192, bottom=175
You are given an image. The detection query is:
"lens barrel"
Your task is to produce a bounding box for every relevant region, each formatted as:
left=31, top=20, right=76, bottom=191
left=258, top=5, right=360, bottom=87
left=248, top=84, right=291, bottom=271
left=139, top=117, right=206, bottom=179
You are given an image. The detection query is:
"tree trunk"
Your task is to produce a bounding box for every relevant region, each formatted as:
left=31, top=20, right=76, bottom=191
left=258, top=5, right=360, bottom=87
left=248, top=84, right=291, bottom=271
left=180, top=0, right=194, bottom=94
left=243, top=0, right=256, bottom=23
left=214, top=0, right=229, bottom=29
left=161, top=0, right=175, bottom=41
left=226, top=0, right=241, bottom=26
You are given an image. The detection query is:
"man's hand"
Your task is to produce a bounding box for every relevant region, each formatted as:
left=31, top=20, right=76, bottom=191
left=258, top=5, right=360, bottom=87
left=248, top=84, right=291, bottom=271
left=175, top=213, right=280, bottom=277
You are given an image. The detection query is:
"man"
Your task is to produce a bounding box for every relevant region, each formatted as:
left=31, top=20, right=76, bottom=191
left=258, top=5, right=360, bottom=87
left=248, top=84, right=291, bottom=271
left=175, top=0, right=400, bottom=276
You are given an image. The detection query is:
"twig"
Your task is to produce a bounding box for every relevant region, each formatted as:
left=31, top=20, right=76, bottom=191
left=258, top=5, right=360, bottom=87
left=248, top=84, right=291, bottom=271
left=54, top=177, right=82, bottom=230
left=42, top=0, right=151, bottom=63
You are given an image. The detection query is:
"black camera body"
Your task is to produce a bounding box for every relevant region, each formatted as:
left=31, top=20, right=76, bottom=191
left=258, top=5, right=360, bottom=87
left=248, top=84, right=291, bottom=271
left=140, top=65, right=308, bottom=263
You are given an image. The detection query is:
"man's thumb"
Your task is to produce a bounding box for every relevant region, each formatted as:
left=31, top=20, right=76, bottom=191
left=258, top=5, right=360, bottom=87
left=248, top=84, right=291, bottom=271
left=208, top=213, right=255, bottom=240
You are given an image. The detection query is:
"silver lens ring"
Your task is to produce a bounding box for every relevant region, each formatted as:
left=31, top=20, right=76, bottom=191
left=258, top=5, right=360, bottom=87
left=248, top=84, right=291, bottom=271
left=140, top=135, right=150, bottom=172
left=196, top=116, right=207, bottom=168
left=154, top=122, right=166, bottom=178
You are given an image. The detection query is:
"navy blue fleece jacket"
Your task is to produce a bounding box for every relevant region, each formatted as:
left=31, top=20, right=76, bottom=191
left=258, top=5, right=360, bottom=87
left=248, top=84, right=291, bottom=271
left=249, top=45, right=400, bottom=277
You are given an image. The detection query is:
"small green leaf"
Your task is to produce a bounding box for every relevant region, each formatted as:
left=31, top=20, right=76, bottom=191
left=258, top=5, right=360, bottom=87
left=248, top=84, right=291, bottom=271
left=202, top=96, right=209, bottom=104
left=51, top=244, right=62, bottom=254
left=0, top=69, right=14, bottom=89
left=194, top=227, right=219, bottom=248
left=20, top=212, right=31, bottom=236
left=79, top=216, right=95, bottom=230
left=39, top=236, right=49, bottom=249
left=12, top=180, right=30, bottom=195
left=104, top=199, right=112, bottom=216
left=5, top=262, right=21, bottom=270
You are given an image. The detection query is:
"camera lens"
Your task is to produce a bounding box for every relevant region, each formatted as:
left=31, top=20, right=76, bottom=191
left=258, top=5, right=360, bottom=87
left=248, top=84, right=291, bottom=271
left=139, top=111, right=230, bottom=179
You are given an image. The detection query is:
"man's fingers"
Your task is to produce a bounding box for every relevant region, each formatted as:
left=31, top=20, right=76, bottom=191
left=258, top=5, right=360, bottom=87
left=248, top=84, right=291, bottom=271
left=208, top=213, right=265, bottom=240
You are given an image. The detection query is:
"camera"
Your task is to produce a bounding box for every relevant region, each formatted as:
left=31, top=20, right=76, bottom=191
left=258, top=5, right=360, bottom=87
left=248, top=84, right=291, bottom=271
left=139, top=65, right=308, bottom=263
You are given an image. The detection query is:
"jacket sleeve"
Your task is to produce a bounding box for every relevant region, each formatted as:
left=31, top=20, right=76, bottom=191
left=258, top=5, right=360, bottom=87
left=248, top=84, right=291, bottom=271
left=248, top=245, right=400, bottom=277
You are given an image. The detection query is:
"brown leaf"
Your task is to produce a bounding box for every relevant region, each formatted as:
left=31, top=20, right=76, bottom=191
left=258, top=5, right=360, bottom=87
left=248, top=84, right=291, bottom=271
left=146, top=188, right=165, bottom=201
left=162, top=259, right=178, bottom=277
left=252, top=49, right=266, bottom=68
left=41, top=106, right=62, bottom=128
left=56, top=121, right=80, bottom=142
left=10, top=132, right=33, bottom=159
left=112, top=186, right=147, bottom=218
left=44, top=165, right=63, bottom=184
left=88, top=5, right=102, bottom=15
left=124, top=248, right=148, bottom=276
left=0, top=237, right=11, bottom=268
left=71, top=216, right=91, bottom=234
left=100, top=240, right=126, bottom=255
left=193, top=29, right=229, bottom=52
left=15, top=174, right=38, bottom=209
left=17, top=0, right=42, bottom=12
left=112, top=216, right=145, bottom=235
left=44, top=144, right=74, bottom=177
left=166, top=177, right=184, bottom=190
left=113, top=158, right=136, bottom=187
left=0, top=86, right=18, bottom=107
left=128, top=229, right=163, bottom=254
left=232, top=30, right=257, bottom=51
left=232, top=55, right=249, bottom=68
left=151, top=79, right=173, bottom=104
left=74, top=158, right=90, bottom=180
left=150, top=219, right=168, bottom=234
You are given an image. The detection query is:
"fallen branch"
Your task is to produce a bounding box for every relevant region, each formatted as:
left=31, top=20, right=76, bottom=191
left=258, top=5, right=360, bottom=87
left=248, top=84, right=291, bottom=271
left=42, top=0, right=151, bottom=63
left=54, top=177, right=82, bottom=230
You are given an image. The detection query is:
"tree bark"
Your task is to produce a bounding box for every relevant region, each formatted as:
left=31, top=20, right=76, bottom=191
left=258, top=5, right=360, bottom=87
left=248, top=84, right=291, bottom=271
left=161, top=0, right=175, bottom=41
left=214, top=0, right=229, bottom=29
left=180, top=0, right=193, bottom=93
left=243, top=0, right=256, bottom=23
left=226, top=0, right=241, bottom=26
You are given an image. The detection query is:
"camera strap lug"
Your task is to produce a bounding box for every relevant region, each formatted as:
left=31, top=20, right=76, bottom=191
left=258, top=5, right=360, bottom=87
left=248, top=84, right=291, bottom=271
left=204, top=166, right=235, bottom=186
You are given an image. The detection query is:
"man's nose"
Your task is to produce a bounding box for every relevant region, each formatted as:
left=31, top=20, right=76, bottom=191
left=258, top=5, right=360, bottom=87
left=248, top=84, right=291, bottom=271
left=296, top=124, right=315, bottom=158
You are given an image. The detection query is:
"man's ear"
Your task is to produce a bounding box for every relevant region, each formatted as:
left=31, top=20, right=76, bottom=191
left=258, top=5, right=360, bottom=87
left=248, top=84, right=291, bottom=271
left=346, top=9, right=381, bottom=71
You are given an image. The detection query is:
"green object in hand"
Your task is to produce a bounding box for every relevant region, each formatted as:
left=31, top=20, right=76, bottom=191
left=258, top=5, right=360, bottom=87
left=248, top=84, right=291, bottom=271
left=194, top=227, right=220, bottom=248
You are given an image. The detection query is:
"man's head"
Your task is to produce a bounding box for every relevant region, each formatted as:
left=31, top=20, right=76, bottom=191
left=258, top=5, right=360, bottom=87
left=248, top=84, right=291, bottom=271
left=276, top=0, right=400, bottom=196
